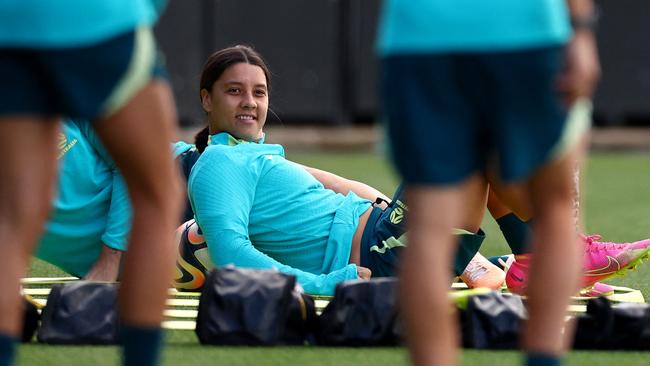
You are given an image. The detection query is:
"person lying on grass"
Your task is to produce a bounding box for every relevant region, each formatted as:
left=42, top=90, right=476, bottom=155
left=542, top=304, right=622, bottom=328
left=177, top=144, right=650, bottom=297
left=180, top=45, right=493, bottom=296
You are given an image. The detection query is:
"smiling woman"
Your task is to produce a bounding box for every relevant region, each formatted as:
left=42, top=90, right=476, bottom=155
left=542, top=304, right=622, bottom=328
left=201, top=62, right=268, bottom=141
left=194, top=46, right=271, bottom=151
left=185, top=46, right=375, bottom=295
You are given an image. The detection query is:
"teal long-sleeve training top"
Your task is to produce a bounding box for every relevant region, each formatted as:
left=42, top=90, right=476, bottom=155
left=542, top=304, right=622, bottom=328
left=188, top=132, right=372, bottom=295
left=36, top=119, right=193, bottom=277
left=35, top=119, right=130, bottom=276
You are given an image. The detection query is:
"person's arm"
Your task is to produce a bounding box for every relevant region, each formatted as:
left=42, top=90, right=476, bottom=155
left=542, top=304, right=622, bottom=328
left=190, top=151, right=359, bottom=295
left=82, top=244, right=122, bottom=281
left=81, top=172, right=130, bottom=281
left=557, top=0, right=600, bottom=105
left=298, top=163, right=390, bottom=203
left=73, top=120, right=132, bottom=278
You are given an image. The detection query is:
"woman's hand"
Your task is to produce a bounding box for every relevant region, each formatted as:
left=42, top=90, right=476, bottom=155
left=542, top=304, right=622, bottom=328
left=556, top=30, right=601, bottom=106
left=357, top=266, right=372, bottom=280
left=82, top=244, right=122, bottom=282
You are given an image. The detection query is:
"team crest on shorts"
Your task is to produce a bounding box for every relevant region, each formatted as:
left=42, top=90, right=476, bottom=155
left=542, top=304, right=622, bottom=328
left=390, top=207, right=404, bottom=225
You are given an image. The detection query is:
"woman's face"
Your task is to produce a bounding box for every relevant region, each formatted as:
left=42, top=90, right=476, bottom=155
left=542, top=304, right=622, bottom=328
left=201, top=63, right=268, bottom=141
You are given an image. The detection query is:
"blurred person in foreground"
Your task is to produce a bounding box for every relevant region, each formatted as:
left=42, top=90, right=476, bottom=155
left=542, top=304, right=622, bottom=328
left=0, top=1, right=183, bottom=365
left=378, top=0, right=600, bottom=365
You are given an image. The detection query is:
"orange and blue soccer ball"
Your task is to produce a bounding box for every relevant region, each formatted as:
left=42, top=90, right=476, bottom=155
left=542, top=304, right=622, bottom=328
left=174, top=219, right=213, bottom=292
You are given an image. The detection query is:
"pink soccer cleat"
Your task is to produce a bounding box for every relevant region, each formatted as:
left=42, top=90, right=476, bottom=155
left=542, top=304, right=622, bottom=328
left=503, top=254, right=528, bottom=295
left=582, top=234, right=650, bottom=285
left=504, top=234, right=650, bottom=295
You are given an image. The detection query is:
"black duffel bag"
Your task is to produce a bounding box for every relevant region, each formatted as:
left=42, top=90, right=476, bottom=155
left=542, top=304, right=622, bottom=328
left=316, top=277, right=402, bottom=346
left=37, top=282, right=119, bottom=345
left=21, top=296, right=41, bottom=342
left=196, top=267, right=316, bottom=345
left=459, top=291, right=527, bottom=349
left=573, top=297, right=650, bottom=350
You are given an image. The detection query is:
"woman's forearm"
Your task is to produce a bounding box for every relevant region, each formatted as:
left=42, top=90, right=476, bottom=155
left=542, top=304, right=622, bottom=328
left=300, top=164, right=389, bottom=202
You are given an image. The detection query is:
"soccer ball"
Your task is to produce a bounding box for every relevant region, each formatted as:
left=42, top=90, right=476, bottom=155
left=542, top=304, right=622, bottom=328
left=173, top=219, right=214, bottom=292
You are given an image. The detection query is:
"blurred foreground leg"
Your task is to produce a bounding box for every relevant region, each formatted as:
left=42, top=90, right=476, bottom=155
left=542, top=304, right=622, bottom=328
left=401, top=175, right=484, bottom=366
left=0, top=118, right=59, bottom=365
left=523, top=149, right=582, bottom=359
left=94, top=81, right=183, bottom=366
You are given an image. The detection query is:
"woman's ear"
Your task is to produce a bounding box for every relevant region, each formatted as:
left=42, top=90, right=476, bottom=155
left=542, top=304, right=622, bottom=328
left=200, top=89, right=212, bottom=113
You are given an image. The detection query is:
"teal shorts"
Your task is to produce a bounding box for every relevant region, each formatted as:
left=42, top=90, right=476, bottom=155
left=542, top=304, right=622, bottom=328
left=380, top=46, right=590, bottom=184
left=0, top=27, right=165, bottom=120
left=360, top=184, right=486, bottom=277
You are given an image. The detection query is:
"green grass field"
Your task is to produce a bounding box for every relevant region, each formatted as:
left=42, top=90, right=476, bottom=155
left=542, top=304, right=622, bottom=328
left=22, top=151, right=650, bottom=365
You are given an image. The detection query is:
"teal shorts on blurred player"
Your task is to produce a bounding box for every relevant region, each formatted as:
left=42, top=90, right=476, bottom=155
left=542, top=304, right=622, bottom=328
left=0, top=27, right=166, bottom=120
left=380, top=46, right=591, bottom=185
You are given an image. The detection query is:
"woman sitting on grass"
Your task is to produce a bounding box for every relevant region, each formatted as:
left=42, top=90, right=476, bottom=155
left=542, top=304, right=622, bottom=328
left=180, top=45, right=494, bottom=295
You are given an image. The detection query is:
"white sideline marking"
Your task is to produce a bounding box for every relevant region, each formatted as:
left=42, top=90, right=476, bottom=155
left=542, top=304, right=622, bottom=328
left=23, top=287, right=203, bottom=298
left=162, top=320, right=196, bottom=330
left=21, top=277, right=79, bottom=284
left=166, top=299, right=199, bottom=307
left=164, top=309, right=198, bottom=318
